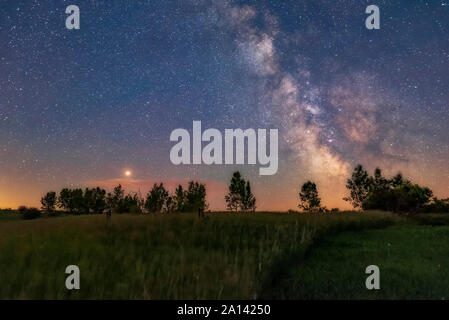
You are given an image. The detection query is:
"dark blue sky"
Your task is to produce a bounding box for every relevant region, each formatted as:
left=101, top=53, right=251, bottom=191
left=0, top=0, right=448, bottom=209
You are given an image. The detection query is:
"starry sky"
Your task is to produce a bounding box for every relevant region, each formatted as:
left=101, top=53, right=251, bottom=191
left=0, top=0, right=448, bottom=210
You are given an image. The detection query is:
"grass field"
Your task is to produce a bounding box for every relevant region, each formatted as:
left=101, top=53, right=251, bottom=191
left=0, top=210, right=447, bottom=299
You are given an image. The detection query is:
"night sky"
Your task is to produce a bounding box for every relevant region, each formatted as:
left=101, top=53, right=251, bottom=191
left=0, top=0, right=448, bottom=210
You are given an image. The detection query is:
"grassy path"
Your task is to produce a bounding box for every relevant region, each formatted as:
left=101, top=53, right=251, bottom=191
left=264, top=224, right=449, bottom=299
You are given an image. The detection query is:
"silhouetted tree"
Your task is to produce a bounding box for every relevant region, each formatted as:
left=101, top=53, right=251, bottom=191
left=58, top=188, right=74, bottom=213
left=343, top=164, right=371, bottom=209
left=364, top=182, right=433, bottom=214
left=370, top=167, right=389, bottom=192
left=390, top=172, right=409, bottom=188
left=57, top=188, right=84, bottom=214
left=121, top=193, right=142, bottom=214
left=145, top=183, right=169, bottom=213
left=184, top=181, right=208, bottom=212
left=71, top=188, right=84, bottom=214
left=164, top=195, right=175, bottom=213
left=225, top=171, right=245, bottom=211
left=173, top=185, right=186, bottom=212
left=345, top=164, right=433, bottom=214
left=241, top=181, right=256, bottom=212
left=19, top=206, right=41, bottom=220
left=298, top=181, right=321, bottom=211
left=225, top=171, right=256, bottom=212
left=41, top=191, right=57, bottom=214
left=88, top=187, right=107, bottom=214
left=106, top=184, right=125, bottom=213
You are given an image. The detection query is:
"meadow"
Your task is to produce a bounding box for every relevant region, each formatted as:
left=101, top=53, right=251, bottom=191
left=0, top=210, right=447, bottom=299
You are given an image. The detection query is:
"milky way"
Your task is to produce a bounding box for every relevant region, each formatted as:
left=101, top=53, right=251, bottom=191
left=0, top=0, right=448, bottom=210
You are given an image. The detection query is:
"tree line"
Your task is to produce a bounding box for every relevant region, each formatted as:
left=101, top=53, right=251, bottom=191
left=17, top=165, right=449, bottom=219
left=37, top=171, right=257, bottom=217
left=38, top=181, right=207, bottom=217
left=298, top=164, right=449, bottom=214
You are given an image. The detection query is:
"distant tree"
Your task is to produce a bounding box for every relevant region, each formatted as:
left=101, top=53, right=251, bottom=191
left=19, top=206, right=41, bottom=220
left=71, top=188, right=84, bottom=214
left=87, top=187, right=107, bottom=214
left=225, top=171, right=256, bottom=212
left=122, top=193, right=141, bottom=214
left=370, top=167, right=389, bottom=192
left=298, top=181, right=321, bottom=212
left=347, top=165, right=434, bottom=214
left=82, top=188, right=94, bottom=214
left=343, top=164, right=371, bottom=209
left=57, top=188, right=83, bottom=214
left=184, top=181, right=208, bottom=212
left=41, top=191, right=57, bottom=214
left=364, top=183, right=433, bottom=214
left=225, top=171, right=245, bottom=211
left=173, top=185, right=186, bottom=212
left=164, top=195, right=175, bottom=213
left=106, top=184, right=125, bottom=213
left=58, top=188, right=74, bottom=213
left=241, top=181, right=256, bottom=212
left=145, top=183, right=169, bottom=213
left=394, top=183, right=433, bottom=213
left=390, top=172, right=409, bottom=188
left=104, top=185, right=142, bottom=214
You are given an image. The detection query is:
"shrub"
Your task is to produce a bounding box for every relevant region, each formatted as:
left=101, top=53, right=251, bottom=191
left=363, top=183, right=433, bottom=214
left=423, top=198, right=449, bottom=213
left=19, top=206, right=41, bottom=220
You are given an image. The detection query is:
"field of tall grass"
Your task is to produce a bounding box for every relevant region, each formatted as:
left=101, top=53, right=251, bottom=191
left=270, top=224, right=449, bottom=299
left=0, top=211, right=400, bottom=299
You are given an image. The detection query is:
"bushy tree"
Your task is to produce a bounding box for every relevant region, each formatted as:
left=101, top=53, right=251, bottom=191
left=104, top=185, right=142, bottom=214
left=88, top=187, right=107, bottom=214
left=343, top=164, right=371, bottom=209
left=345, top=164, right=434, bottom=214
left=298, top=181, right=321, bottom=212
left=121, top=193, right=142, bottom=214
left=184, top=181, right=208, bottom=212
left=57, top=188, right=84, bottom=214
left=145, top=183, right=169, bottom=213
left=41, top=191, right=57, bottom=214
left=370, top=167, right=389, bottom=192
left=225, top=171, right=245, bottom=211
left=363, top=183, right=433, bottom=214
left=225, top=171, right=256, bottom=212
left=106, top=184, right=125, bottom=212
left=393, top=184, right=433, bottom=213
left=58, top=188, right=74, bottom=213
left=170, top=182, right=208, bottom=213
left=390, top=172, right=409, bottom=188
left=173, top=185, right=186, bottom=212
left=71, top=188, right=84, bottom=214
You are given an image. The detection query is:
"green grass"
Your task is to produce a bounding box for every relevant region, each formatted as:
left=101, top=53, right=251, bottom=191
left=0, top=211, right=400, bottom=299
left=0, top=210, right=21, bottom=221
left=266, top=224, right=449, bottom=299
